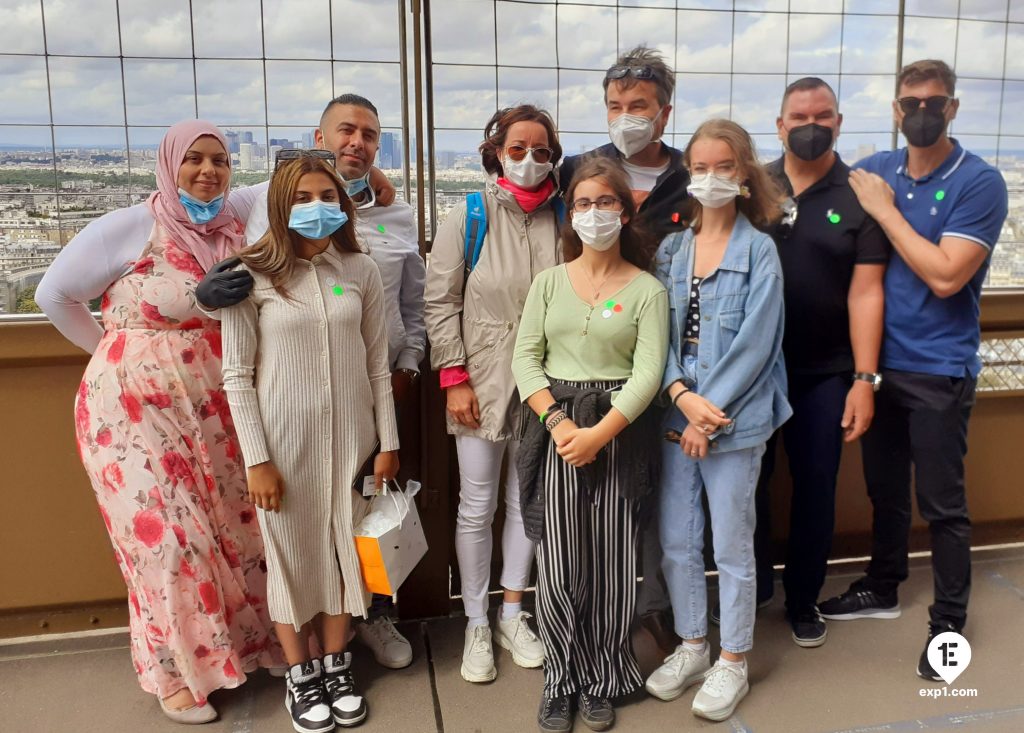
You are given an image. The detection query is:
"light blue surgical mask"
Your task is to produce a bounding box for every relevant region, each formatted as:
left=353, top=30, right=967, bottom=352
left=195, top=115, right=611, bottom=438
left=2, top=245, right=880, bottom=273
left=288, top=200, right=349, bottom=240
left=177, top=187, right=224, bottom=224
left=344, top=173, right=376, bottom=210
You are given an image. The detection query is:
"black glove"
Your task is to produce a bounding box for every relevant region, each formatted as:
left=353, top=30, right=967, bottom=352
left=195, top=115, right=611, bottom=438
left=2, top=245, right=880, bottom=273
left=195, top=256, right=254, bottom=309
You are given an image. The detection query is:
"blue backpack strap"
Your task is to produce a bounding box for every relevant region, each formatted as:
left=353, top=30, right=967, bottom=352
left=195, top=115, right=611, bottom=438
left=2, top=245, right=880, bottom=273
left=464, top=191, right=487, bottom=273
left=552, top=197, right=566, bottom=227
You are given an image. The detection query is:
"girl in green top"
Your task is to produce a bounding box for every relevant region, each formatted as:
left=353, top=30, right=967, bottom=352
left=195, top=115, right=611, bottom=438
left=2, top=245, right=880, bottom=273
left=512, top=157, right=668, bottom=732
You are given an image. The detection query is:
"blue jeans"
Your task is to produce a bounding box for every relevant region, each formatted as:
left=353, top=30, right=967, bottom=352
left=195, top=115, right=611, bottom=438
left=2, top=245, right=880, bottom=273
left=660, top=346, right=765, bottom=653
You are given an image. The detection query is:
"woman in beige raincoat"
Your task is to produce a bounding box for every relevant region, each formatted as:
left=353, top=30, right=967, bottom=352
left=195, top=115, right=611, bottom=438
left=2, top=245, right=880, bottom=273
left=424, top=104, right=563, bottom=684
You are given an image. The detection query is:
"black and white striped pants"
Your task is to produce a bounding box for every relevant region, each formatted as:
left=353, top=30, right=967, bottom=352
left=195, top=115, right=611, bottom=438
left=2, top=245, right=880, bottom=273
left=535, top=381, right=643, bottom=699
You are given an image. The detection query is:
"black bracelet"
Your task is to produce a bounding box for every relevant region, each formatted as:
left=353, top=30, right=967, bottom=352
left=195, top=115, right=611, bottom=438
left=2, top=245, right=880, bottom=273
left=672, top=388, right=690, bottom=409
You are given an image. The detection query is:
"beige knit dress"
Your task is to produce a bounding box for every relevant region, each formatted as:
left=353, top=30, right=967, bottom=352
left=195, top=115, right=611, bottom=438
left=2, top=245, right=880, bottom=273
left=221, top=247, right=399, bottom=630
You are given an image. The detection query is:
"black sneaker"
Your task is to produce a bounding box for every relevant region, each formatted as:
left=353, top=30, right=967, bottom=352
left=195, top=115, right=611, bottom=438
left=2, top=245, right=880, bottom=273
left=323, top=651, right=367, bottom=727
left=285, top=660, right=335, bottom=733
left=787, top=607, right=827, bottom=648
left=818, top=579, right=900, bottom=620
left=578, top=691, right=615, bottom=731
left=538, top=693, right=574, bottom=733
left=710, top=595, right=772, bottom=627
left=917, top=621, right=959, bottom=682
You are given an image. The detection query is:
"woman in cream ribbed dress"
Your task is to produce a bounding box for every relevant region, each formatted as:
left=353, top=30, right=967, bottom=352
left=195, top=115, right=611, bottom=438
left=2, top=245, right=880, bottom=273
left=220, top=155, right=399, bottom=728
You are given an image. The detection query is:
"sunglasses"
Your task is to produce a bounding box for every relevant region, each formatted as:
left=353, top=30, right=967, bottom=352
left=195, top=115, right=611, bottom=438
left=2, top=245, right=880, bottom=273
left=776, top=197, right=798, bottom=239
left=897, top=95, right=953, bottom=115
left=605, top=64, right=659, bottom=82
left=505, top=144, right=554, bottom=165
left=274, top=148, right=336, bottom=170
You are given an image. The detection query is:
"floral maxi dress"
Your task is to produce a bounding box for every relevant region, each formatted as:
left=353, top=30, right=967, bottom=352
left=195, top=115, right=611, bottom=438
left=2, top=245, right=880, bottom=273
left=75, top=224, right=280, bottom=703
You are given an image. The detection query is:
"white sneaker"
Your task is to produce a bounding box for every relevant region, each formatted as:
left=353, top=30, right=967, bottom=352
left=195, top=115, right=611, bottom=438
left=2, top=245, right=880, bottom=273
left=691, top=660, right=750, bottom=722
left=355, top=616, right=413, bottom=669
left=494, top=611, right=545, bottom=668
left=460, top=624, right=497, bottom=683
left=645, top=643, right=711, bottom=701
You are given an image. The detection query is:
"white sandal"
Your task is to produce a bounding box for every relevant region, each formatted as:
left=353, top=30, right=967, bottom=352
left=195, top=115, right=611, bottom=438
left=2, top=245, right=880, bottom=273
left=159, top=696, right=218, bottom=725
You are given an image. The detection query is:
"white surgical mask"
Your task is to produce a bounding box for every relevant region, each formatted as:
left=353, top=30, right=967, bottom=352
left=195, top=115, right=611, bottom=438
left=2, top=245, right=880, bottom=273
left=502, top=150, right=553, bottom=189
left=608, top=111, right=661, bottom=158
left=571, top=207, right=622, bottom=251
left=687, top=172, right=741, bottom=209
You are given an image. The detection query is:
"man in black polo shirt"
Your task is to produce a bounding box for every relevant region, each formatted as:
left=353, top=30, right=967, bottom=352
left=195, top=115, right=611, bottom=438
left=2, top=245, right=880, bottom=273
left=753, top=77, right=889, bottom=648
left=560, top=45, right=692, bottom=653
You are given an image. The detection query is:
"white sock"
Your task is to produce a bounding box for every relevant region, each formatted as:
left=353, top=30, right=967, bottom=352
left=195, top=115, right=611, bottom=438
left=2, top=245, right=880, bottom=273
left=684, top=639, right=708, bottom=654
left=501, top=602, right=522, bottom=621
left=718, top=656, right=747, bottom=672
left=467, top=615, right=489, bottom=630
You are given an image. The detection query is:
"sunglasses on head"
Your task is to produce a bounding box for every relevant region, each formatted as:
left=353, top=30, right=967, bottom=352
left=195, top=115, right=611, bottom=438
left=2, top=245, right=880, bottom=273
left=776, top=197, right=798, bottom=240
left=897, top=95, right=953, bottom=115
left=605, top=64, right=659, bottom=82
left=274, top=148, right=336, bottom=170
left=505, top=144, right=554, bottom=165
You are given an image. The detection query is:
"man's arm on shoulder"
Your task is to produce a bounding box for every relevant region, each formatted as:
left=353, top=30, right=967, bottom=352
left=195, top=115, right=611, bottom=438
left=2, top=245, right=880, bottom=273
left=849, top=168, right=1004, bottom=298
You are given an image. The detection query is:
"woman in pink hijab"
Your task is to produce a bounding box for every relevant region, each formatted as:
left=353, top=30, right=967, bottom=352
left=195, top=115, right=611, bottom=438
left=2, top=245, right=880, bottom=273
left=48, top=120, right=280, bottom=723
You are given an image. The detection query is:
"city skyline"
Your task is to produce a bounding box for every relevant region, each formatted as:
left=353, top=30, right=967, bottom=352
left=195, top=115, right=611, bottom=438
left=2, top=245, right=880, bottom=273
left=3, top=0, right=1023, bottom=316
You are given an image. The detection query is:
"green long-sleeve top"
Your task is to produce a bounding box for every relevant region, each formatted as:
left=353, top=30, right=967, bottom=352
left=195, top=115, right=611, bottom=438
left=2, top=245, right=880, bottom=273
left=511, top=264, right=669, bottom=423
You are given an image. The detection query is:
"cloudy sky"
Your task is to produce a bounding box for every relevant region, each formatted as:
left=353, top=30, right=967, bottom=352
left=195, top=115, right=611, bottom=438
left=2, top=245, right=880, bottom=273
left=1, top=0, right=1022, bottom=165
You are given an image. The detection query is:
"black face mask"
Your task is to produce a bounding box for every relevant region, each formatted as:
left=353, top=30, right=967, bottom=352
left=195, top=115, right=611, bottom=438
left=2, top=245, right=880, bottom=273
left=901, top=107, right=947, bottom=148
left=786, top=123, right=834, bottom=161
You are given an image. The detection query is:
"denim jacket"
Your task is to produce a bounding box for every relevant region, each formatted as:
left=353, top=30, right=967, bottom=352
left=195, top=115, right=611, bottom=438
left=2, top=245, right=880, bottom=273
left=655, top=212, right=791, bottom=453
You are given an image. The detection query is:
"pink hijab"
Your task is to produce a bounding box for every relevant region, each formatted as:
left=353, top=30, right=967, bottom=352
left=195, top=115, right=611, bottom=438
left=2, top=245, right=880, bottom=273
left=146, top=120, right=246, bottom=273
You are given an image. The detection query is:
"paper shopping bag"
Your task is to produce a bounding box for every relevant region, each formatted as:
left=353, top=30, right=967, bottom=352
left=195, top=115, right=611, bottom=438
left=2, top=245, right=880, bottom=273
left=354, top=480, right=428, bottom=596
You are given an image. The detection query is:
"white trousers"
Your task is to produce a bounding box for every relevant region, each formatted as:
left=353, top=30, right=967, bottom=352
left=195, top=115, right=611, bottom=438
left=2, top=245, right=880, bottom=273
left=454, top=435, right=536, bottom=619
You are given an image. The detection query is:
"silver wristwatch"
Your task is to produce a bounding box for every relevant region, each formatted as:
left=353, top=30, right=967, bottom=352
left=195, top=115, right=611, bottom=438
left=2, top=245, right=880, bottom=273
left=853, top=372, right=883, bottom=392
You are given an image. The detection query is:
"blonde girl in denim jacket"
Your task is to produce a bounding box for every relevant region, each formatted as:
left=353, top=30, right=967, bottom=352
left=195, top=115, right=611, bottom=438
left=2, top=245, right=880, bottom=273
left=644, top=119, right=792, bottom=723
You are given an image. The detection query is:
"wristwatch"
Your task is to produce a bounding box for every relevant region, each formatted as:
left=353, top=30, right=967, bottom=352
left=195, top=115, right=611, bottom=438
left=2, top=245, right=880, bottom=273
left=396, top=368, right=420, bottom=382
left=853, top=372, right=883, bottom=392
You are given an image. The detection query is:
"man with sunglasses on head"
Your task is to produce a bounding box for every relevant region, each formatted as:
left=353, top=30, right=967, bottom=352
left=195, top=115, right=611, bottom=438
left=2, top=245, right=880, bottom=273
left=818, top=60, right=1008, bottom=682
left=198, top=94, right=426, bottom=673
left=744, top=77, right=889, bottom=650
left=558, top=45, right=692, bottom=656
left=560, top=45, right=692, bottom=242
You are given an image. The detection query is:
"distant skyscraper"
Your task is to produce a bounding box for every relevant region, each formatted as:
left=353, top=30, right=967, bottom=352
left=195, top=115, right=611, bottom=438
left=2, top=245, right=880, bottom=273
left=269, top=138, right=290, bottom=148
left=302, top=130, right=316, bottom=149
left=379, top=132, right=396, bottom=169
left=242, top=131, right=254, bottom=145
left=239, top=143, right=254, bottom=171
left=224, top=131, right=240, bottom=154
left=270, top=145, right=283, bottom=166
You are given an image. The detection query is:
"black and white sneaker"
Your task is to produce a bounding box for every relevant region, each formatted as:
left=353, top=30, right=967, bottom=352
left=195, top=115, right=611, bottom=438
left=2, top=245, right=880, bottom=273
left=818, top=579, right=900, bottom=620
left=537, top=693, right=573, bottom=733
left=578, top=691, right=615, bottom=731
left=788, top=606, right=827, bottom=648
left=917, top=621, right=959, bottom=682
left=323, top=652, right=367, bottom=727
left=285, top=660, right=335, bottom=733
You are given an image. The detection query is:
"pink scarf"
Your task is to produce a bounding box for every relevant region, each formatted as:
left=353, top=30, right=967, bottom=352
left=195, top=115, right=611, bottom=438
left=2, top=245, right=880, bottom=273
left=146, top=120, right=246, bottom=273
left=497, top=177, right=555, bottom=213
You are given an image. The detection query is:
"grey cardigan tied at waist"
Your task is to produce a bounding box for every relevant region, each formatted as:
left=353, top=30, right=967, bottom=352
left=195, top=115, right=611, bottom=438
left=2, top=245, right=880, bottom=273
left=517, top=380, right=661, bottom=542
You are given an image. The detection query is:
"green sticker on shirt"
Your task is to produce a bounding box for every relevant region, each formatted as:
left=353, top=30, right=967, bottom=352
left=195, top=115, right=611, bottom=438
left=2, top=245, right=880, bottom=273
left=332, top=285, right=344, bottom=296
left=602, top=300, right=625, bottom=319
left=827, top=209, right=841, bottom=224
left=377, top=224, right=386, bottom=233
left=935, top=190, right=946, bottom=201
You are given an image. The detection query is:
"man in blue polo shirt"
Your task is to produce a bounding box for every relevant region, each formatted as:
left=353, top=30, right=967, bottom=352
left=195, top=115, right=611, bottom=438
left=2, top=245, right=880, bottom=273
left=817, top=60, right=1008, bottom=682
